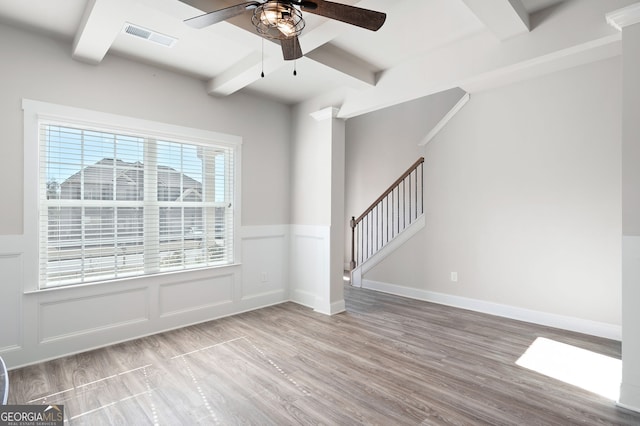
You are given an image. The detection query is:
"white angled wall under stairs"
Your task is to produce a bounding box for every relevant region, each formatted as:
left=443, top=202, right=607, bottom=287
left=351, top=214, right=425, bottom=288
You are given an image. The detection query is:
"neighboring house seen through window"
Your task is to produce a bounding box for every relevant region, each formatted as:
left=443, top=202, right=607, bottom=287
left=29, top=103, right=239, bottom=289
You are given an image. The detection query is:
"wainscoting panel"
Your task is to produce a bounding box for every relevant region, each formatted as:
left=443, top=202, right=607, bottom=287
left=1, top=226, right=291, bottom=369
left=241, top=226, right=288, bottom=300
left=0, top=250, right=23, bottom=351
left=39, top=288, right=149, bottom=343
left=159, top=274, right=234, bottom=317
left=289, top=225, right=329, bottom=311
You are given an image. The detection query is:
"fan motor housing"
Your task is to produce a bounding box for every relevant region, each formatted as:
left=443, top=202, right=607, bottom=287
left=251, top=1, right=305, bottom=40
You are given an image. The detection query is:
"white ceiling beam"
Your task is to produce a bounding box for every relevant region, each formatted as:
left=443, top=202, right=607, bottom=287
left=138, top=0, right=203, bottom=18
left=207, top=51, right=281, bottom=96
left=202, top=21, right=283, bottom=95
left=606, top=2, right=640, bottom=31
left=295, top=0, right=387, bottom=87
left=72, top=0, right=130, bottom=64
left=305, top=44, right=376, bottom=87
left=337, top=0, right=631, bottom=118
left=206, top=0, right=387, bottom=96
left=300, top=17, right=380, bottom=88
left=205, top=20, right=379, bottom=95
left=461, top=0, right=529, bottom=41
left=205, top=35, right=362, bottom=97
left=140, top=0, right=271, bottom=94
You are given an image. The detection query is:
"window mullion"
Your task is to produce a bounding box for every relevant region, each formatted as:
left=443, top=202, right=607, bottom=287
left=225, top=149, right=233, bottom=262
left=40, top=125, right=49, bottom=285
left=144, top=139, right=160, bottom=273
left=180, top=146, right=185, bottom=268
left=204, top=150, right=217, bottom=264
left=202, top=149, right=210, bottom=263
left=80, top=130, right=86, bottom=282
left=113, top=135, right=118, bottom=276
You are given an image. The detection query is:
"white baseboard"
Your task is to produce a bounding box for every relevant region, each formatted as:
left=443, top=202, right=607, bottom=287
left=619, top=381, right=640, bottom=414
left=617, top=400, right=640, bottom=415
left=362, top=279, right=621, bottom=341
left=331, top=299, right=346, bottom=315
left=312, top=298, right=346, bottom=316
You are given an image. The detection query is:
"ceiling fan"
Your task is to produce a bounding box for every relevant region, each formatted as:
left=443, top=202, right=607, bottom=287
left=182, top=0, right=386, bottom=61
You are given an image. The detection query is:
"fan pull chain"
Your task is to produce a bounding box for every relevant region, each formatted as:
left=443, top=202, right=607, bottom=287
left=261, top=38, right=265, bottom=78
left=293, top=60, right=297, bottom=76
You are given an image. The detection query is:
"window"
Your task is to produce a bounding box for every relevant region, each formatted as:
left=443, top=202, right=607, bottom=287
left=26, top=101, right=240, bottom=288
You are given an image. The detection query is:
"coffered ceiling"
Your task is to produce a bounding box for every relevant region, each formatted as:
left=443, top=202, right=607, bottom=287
left=0, top=0, right=632, bottom=117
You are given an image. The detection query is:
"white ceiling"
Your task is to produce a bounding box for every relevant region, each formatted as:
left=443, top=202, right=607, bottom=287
left=0, top=0, right=631, bottom=117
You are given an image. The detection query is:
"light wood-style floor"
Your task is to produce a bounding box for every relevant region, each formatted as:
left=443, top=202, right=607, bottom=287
left=8, top=285, right=640, bottom=425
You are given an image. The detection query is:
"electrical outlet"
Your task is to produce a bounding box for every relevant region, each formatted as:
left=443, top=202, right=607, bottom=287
left=450, top=272, right=458, bottom=282
left=260, top=272, right=268, bottom=283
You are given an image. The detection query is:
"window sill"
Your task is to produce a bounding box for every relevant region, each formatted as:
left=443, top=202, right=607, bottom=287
left=24, top=262, right=242, bottom=295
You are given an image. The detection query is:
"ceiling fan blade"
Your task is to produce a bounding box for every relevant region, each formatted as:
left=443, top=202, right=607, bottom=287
left=281, top=36, right=303, bottom=61
left=301, top=0, right=386, bottom=31
left=184, top=1, right=260, bottom=29
left=295, top=0, right=318, bottom=9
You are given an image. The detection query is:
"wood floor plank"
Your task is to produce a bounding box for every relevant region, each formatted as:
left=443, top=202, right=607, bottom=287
left=8, top=285, right=640, bottom=425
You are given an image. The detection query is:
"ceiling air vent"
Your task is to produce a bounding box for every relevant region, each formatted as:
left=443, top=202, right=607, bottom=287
left=123, top=23, right=177, bottom=48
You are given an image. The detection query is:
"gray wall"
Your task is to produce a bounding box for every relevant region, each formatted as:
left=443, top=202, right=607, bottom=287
left=0, top=23, right=291, bottom=233
left=344, top=88, right=466, bottom=267
left=345, top=88, right=465, bottom=223
left=348, top=57, right=622, bottom=328
left=0, top=22, right=292, bottom=368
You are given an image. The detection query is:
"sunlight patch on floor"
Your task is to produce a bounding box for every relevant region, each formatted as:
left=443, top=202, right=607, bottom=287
left=516, top=337, right=621, bottom=401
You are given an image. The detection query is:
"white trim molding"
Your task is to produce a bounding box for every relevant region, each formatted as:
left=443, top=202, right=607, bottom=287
left=419, top=93, right=470, bottom=146
left=330, top=300, right=346, bottom=315
left=618, top=383, right=640, bottom=413
left=607, top=3, right=640, bottom=31
left=310, top=107, right=340, bottom=121
left=362, top=279, right=622, bottom=341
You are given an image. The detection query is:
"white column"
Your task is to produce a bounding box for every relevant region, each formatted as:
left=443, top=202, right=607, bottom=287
left=608, top=3, right=640, bottom=413
left=310, top=107, right=346, bottom=315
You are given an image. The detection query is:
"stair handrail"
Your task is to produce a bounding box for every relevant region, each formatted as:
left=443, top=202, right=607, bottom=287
left=350, top=157, right=424, bottom=270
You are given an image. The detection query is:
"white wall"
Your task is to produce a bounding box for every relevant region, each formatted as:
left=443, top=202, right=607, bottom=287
left=290, top=105, right=333, bottom=226
left=354, top=57, right=623, bottom=335
left=620, top=18, right=640, bottom=413
left=288, top=102, right=347, bottom=314
left=0, top=23, right=292, bottom=368
left=287, top=103, right=332, bottom=311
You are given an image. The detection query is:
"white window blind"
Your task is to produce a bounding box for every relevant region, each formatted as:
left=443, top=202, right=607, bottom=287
left=40, top=122, right=235, bottom=288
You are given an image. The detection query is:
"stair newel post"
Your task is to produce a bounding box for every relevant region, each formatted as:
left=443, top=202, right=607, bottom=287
left=350, top=216, right=356, bottom=270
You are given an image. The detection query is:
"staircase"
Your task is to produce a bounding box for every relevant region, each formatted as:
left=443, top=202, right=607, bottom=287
left=350, top=157, right=425, bottom=287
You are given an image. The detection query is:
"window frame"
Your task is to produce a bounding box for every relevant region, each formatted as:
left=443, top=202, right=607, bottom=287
left=23, top=99, right=242, bottom=292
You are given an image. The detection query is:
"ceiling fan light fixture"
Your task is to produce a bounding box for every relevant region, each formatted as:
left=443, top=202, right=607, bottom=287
left=276, top=19, right=297, bottom=37
left=252, top=1, right=305, bottom=40
left=260, top=8, right=281, bottom=26
left=184, top=0, right=386, bottom=62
